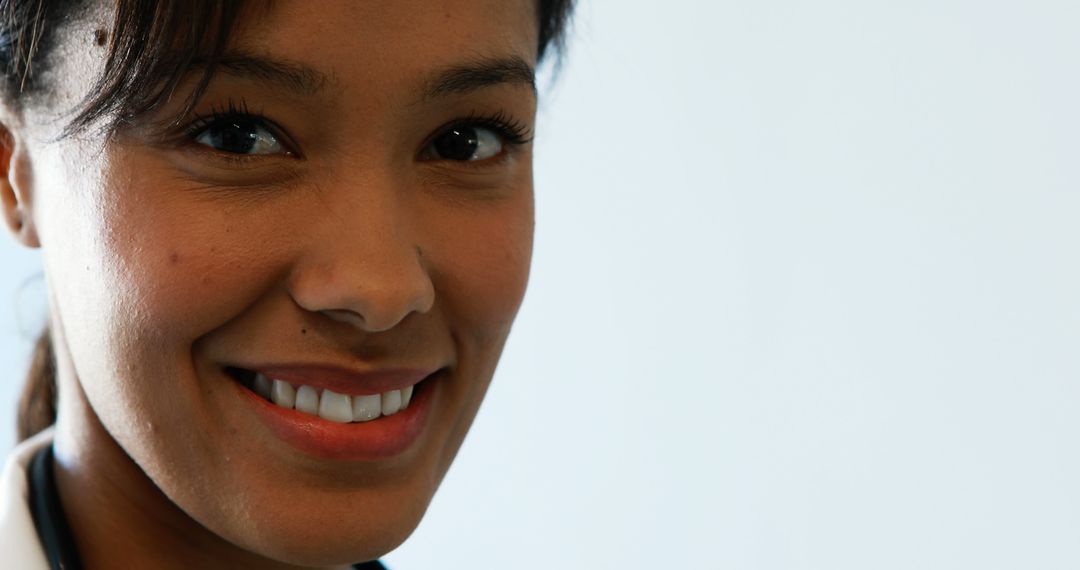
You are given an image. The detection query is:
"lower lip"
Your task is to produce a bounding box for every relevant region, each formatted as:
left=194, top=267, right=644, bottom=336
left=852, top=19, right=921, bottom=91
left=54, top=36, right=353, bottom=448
left=233, top=372, right=438, bottom=461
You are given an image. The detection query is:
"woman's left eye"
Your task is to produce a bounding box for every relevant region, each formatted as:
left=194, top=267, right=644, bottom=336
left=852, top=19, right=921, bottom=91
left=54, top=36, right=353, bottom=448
left=426, top=125, right=504, bottom=161
left=192, top=116, right=287, bottom=156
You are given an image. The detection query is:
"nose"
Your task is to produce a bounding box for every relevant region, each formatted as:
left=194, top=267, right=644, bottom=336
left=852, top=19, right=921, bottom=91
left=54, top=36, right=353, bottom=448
left=287, top=194, right=435, bottom=333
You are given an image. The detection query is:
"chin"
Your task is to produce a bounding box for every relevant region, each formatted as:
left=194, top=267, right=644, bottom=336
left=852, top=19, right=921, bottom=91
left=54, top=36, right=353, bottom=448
left=215, top=484, right=433, bottom=566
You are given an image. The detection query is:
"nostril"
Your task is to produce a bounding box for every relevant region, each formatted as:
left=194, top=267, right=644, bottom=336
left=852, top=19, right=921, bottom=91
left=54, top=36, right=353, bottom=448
left=320, top=309, right=365, bottom=328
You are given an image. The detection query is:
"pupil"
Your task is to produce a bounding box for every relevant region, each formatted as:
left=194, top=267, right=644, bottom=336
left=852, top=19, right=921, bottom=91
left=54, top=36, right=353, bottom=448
left=434, top=127, right=479, bottom=160
left=209, top=121, right=258, bottom=154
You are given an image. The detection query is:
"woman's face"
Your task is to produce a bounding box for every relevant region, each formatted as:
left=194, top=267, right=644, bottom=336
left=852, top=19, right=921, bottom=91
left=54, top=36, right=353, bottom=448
left=17, top=0, right=537, bottom=564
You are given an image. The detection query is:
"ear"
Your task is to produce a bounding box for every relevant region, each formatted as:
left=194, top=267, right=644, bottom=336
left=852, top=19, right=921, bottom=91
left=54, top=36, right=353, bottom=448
left=0, top=123, right=40, bottom=248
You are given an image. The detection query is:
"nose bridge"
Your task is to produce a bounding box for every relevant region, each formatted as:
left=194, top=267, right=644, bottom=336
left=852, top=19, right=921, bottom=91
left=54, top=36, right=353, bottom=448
left=289, top=171, right=434, bottom=332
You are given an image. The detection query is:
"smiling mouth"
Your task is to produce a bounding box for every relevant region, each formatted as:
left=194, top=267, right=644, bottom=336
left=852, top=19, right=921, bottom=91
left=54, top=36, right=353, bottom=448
left=225, top=367, right=423, bottom=424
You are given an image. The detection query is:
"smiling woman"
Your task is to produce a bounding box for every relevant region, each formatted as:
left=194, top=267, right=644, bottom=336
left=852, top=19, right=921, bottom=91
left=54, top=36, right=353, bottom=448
left=0, top=1, right=573, bottom=568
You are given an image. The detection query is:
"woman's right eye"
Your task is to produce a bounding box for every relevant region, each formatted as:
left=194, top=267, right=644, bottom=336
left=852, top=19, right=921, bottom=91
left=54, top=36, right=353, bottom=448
left=191, top=115, right=291, bottom=156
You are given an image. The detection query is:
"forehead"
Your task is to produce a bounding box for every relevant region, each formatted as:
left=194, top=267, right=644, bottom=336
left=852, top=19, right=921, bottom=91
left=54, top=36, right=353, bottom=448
left=231, top=0, right=539, bottom=93
left=27, top=0, right=540, bottom=134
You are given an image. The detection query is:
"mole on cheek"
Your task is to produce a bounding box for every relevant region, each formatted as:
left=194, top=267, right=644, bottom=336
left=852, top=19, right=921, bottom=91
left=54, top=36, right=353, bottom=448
left=169, top=252, right=180, bottom=265
left=94, top=29, right=107, bottom=46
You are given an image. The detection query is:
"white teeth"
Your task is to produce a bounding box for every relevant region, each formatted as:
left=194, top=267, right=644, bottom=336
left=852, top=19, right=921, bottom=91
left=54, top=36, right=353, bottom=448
left=319, top=389, right=353, bottom=423
left=253, top=375, right=420, bottom=422
left=271, top=379, right=296, bottom=408
left=381, top=389, right=402, bottom=415
left=295, top=385, right=320, bottom=415
left=353, top=394, right=382, bottom=422
left=254, top=374, right=273, bottom=400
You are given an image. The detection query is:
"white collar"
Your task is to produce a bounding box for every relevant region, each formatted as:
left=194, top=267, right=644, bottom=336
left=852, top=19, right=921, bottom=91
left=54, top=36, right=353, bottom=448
left=0, top=428, right=55, bottom=570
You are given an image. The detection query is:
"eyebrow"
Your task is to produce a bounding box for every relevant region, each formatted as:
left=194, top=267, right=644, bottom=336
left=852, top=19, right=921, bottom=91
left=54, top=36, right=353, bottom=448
left=188, top=52, right=535, bottom=100
left=423, top=56, right=537, bottom=99
left=208, top=52, right=332, bottom=96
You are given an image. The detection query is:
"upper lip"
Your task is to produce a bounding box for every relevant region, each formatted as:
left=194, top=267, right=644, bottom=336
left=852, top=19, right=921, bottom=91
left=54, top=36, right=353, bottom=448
left=229, top=364, right=440, bottom=396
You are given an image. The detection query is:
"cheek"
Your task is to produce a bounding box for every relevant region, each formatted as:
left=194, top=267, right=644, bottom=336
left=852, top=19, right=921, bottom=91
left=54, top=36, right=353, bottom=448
left=107, top=219, right=285, bottom=343
left=428, top=193, right=534, bottom=341
left=94, top=172, right=297, bottom=347
left=41, top=155, right=285, bottom=383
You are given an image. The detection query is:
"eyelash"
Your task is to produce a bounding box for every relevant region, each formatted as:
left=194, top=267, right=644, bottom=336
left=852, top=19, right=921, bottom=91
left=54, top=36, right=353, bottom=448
left=178, top=98, right=291, bottom=165
left=442, top=109, right=534, bottom=147
left=185, top=98, right=255, bottom=134
left=181, top=98, right=533, bottom=162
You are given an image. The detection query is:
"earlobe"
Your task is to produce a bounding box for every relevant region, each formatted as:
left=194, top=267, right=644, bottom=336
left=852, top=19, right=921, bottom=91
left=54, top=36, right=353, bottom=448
left=0, top=123, right=40, bottom=248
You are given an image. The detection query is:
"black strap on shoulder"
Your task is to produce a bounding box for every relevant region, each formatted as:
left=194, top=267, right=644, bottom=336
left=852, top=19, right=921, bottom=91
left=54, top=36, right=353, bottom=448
left=27, top=444, right=83, bottom=570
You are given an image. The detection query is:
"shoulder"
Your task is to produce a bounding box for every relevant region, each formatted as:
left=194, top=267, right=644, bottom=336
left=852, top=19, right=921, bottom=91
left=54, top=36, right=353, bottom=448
left=0, top=429, right=52, bottom=570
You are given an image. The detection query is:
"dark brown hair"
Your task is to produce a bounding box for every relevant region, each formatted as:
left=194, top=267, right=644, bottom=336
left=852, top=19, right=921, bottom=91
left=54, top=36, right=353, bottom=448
left=5, top=0, right=574, bottom=442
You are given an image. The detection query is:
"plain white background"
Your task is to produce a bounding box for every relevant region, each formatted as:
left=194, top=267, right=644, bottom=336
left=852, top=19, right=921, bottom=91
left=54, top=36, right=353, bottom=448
left=3, top=1, right=1080, bottom=568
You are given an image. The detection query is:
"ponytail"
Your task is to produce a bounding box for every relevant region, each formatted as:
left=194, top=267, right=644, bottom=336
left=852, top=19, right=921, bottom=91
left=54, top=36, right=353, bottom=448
left=16, top=327, right=56, bottom=442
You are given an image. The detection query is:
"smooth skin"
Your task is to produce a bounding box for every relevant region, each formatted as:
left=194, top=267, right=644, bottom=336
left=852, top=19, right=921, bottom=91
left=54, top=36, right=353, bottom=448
left=0, top=1, right=538, bottom=568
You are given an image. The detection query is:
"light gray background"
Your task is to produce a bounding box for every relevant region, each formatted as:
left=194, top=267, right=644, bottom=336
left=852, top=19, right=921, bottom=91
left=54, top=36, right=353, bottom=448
left=3, top=1, right=1080, bottom=568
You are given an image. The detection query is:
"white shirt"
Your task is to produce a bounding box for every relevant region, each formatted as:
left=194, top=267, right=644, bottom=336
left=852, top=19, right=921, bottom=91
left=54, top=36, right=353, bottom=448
left=0, top=428, right=54, bottom=570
